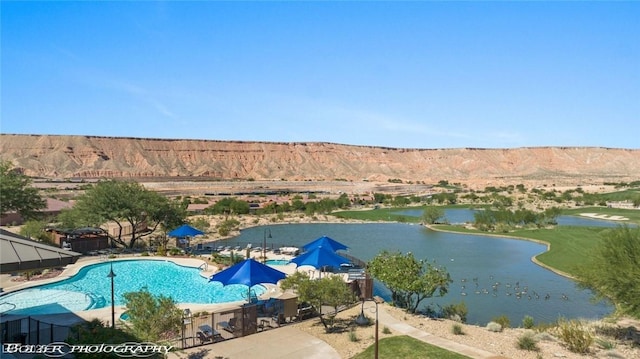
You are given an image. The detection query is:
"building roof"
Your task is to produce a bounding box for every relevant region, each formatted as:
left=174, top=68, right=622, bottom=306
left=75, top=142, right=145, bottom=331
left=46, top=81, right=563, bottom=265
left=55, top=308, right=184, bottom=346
left=44, top=198, right=74, bottom=212
left=0, top=229, right=82, bottom=274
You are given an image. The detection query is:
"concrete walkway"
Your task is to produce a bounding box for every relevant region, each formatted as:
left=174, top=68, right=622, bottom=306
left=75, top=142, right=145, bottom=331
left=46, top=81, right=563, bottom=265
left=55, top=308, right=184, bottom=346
left=375, top=306, right=502, bottom=359
left=168, top=305, right=503, bottom=359
left=167, top=326, right=341, bottom=359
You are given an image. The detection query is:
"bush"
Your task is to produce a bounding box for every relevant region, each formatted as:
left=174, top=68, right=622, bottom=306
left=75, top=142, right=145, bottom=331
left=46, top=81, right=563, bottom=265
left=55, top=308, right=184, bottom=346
left=349, top=330, right=359, bottom=342
left=522, top=315, right=535, bottom=329
left=595, top=338, right=616, bottom=350
left=156, top=247, right=167, bottom=256
left=441, top=302, right=468, bottom=323
left=492, top=314, right=510, bottom=329
left=382, top=326, right=391, bottom=334
left=486, top=321, right=503, bottom=332
left=556, top=318, right=593, bottom=354
left=452, top=323, right=465, bottom=335
left=517, top=331, right=539, bottom=351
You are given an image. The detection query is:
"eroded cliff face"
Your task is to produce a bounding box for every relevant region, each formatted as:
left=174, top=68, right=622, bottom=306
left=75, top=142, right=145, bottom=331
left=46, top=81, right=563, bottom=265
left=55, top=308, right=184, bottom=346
left=1, top=134, right=638, bottom=187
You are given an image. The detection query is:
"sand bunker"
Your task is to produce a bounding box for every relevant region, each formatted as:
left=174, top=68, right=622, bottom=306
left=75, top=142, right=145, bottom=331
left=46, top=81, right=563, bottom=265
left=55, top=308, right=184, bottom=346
left=580, top=213, right=629, bottom=221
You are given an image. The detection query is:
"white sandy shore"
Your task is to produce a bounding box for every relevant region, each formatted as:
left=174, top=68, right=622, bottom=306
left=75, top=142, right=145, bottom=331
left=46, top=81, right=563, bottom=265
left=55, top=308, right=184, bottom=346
left=579, top=213, right=629, bottom=221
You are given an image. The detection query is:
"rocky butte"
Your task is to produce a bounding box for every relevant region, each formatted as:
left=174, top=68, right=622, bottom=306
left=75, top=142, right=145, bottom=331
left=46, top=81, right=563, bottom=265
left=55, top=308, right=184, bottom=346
left=1, top=134, right=639, bottom=190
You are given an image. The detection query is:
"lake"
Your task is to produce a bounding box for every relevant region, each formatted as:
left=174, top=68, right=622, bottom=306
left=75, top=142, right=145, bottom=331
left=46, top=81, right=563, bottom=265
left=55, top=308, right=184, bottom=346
left=396, top=208, right=632, bottom=228
left=216, top=216, right=612, bottom=325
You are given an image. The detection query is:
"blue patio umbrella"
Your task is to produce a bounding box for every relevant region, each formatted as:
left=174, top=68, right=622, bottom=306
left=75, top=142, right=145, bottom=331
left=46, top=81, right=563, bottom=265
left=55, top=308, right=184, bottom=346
left=291, top=246, right=351, bottom=270
left=168, top=224, right=204, bottom=238
left=209, top=258, right=287, bottom=288
left=168, top=224, right=204, bottom=245
left=302, top=235, right=348, bottom=252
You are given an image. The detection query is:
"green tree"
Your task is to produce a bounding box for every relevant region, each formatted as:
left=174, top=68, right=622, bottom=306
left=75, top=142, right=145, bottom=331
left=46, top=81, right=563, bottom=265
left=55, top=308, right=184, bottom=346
left=373, top=193, right=387, bottom=204
left=0, top=161, right=46, bottom=220
left=207, top=197, right=251, bottom=215
left=368, top=251, right=452, bottom=313
left=576, top=226, right=640, bottom=318
left=19, top=220, right=53, bottom=243
left=216, top=218, right=240, bottom=237
left=281, top=272, right=356, bottom=331
left=291, top=199, right=306, bottom=211
left=336, top=193, right=351, bottom=209
left=122, top=289, right=183, bottom=342
left=156, top=199, right=188, bottom=251
left=68, top=180, right=184, bottom=248
left=422, top=207, right=444, bottom=224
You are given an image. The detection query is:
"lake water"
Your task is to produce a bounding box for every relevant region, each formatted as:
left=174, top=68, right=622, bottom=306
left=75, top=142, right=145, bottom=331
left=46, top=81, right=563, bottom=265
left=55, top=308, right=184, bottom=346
left=396, top=208, right=631, bottom=228
left=217, top=214, right=612, bottom=325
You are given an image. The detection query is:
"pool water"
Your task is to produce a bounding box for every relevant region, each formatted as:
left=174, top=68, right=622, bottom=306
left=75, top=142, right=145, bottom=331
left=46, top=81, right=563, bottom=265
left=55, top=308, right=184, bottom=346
left=0, top=260, right=266, bottom=316
left=265, top=259, right=291, bottom=265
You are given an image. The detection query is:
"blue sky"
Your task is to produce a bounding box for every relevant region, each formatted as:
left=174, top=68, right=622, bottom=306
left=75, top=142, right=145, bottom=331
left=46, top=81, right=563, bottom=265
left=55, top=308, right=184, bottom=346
left=2, top=1, right=638, bottom=149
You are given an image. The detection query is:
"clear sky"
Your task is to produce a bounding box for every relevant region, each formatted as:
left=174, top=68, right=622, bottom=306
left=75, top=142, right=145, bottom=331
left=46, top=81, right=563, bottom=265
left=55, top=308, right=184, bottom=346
left=1, top=1, right=638, bottom=149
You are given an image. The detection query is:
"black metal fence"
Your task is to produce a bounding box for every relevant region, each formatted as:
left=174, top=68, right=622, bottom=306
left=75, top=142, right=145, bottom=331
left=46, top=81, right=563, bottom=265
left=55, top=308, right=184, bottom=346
left=0, top=316, right=78, bottom=345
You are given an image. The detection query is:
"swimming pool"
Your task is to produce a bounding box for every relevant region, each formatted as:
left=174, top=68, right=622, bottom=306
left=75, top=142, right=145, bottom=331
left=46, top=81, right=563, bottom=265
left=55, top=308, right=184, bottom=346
left=265, top=259, right=291, bottom=265
left=0, top=259, right=266, bottom=316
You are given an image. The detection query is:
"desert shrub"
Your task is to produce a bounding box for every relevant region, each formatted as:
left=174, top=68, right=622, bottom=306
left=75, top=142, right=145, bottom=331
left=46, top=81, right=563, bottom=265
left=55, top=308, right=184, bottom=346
left=452, top=323, right=464, bottom=335
left=441, top=302, right=468, bottom=323
left=522, top=315, right=535, bottom=329
left=557, top=318, right=593, bottom=354
left=382, top=326, right=391, bottom=334
left=595, top=337, right=616, bottom=350
left=486, top=321, right=503, bottom=332
left=492, top=314, right=511, bottom=329
left=534, top=320, right=557, bottom=333
left=534, top=332, right=556, bottom=342
left=349, top=330, right=359, bottom=342
left=517, top=331, right=539, bottom=351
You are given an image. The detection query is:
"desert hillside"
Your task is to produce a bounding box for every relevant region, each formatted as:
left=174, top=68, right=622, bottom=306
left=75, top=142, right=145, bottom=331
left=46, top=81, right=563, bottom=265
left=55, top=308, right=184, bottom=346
left=1, top=134, right=639, bottom=188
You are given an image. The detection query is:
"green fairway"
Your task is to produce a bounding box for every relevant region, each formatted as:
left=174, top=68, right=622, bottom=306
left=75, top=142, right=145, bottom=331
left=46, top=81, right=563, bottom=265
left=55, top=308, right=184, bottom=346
left=351, top=335, right=471, bottom=359
left=561, top=206, right=640, bottom=222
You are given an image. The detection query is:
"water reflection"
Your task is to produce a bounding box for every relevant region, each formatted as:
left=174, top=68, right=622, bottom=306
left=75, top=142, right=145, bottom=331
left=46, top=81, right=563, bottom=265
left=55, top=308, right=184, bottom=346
left=219, top=221, right=611, bottom=325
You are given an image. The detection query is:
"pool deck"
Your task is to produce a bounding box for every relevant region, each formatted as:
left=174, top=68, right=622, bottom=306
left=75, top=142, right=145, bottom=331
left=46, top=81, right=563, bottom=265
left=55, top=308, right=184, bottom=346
left=0, top=252, right=502, bottom=359
left=0, top=249, right=339, bottom=325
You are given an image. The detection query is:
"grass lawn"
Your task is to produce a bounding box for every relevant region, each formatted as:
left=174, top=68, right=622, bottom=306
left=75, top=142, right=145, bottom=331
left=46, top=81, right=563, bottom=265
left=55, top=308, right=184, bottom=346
left=351, top=335, right=471, bottom=359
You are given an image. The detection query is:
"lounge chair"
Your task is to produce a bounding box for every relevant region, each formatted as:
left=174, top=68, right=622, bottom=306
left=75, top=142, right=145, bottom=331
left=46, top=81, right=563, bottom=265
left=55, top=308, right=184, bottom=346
left=217, top=317, right=238, bottom=333
left=196, top=331, right=212, bottom=344
left=198, top=324, right=222, bottom=343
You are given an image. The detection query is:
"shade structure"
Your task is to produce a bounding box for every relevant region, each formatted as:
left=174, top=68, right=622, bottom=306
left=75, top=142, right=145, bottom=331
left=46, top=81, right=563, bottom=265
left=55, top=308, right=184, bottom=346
left=168, top=224, right=204, bottom=238
left=291, top=246, right=351, bottom=270
left=209, top=258, right=287, bottom=288
left=302, top=235, right=348, bottom=253
left=0, top=229, right=82, bottom=274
